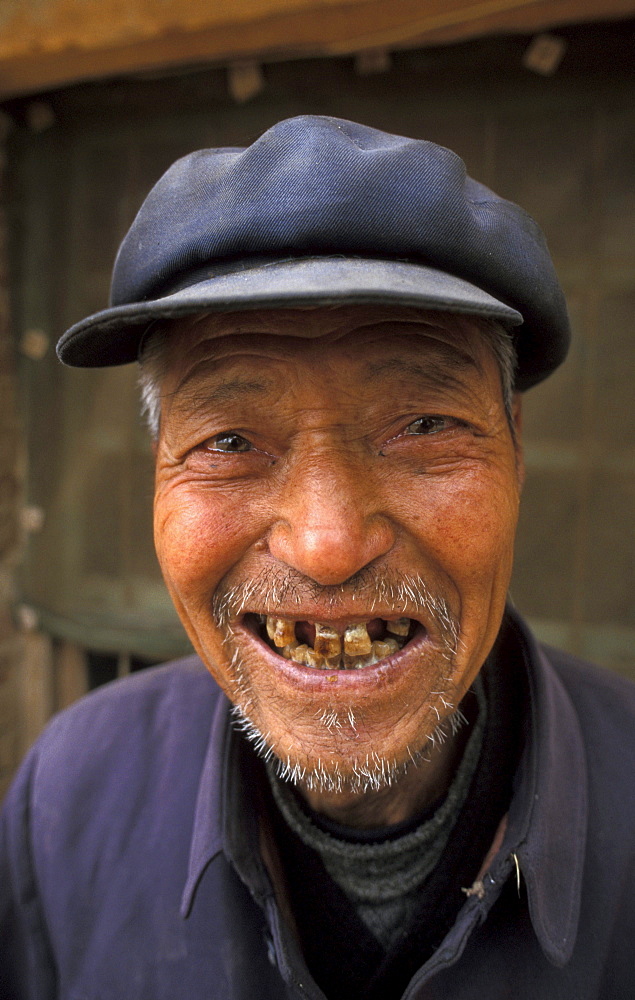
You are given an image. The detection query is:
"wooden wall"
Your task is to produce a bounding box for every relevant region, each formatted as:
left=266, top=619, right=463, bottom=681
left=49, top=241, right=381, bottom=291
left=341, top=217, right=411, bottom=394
left=1, top=0, right=635, bottom=99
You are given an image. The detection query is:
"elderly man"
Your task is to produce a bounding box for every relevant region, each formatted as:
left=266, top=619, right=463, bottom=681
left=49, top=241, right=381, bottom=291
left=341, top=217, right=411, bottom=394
left=1, top=116, right=634, bottom=999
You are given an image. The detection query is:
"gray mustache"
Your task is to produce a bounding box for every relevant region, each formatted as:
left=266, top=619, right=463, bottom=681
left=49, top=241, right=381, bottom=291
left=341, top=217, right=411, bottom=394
left=212, top=568, right=459, bottom=654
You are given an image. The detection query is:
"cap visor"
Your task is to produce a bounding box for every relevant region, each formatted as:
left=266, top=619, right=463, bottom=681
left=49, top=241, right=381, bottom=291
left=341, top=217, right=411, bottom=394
left=57, top=256, right=522, bottom=367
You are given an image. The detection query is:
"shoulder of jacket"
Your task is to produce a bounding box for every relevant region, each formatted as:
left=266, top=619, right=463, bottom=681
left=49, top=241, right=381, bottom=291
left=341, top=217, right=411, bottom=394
left=540, top=642, right=635, bottom=719
left=19, top=655, right=222, bottom=790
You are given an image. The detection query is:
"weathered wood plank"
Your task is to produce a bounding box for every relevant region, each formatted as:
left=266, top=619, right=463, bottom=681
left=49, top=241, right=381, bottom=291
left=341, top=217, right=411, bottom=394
left=1, top=0, right=634, bottom=99
left=18, top=632, right=54, bottom=759
left=55, top=640, right=88, bottom=711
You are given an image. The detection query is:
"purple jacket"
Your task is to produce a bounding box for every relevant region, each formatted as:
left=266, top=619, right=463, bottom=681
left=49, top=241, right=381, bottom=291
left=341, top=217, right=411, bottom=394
left=1, top=609, right=634, bottom=999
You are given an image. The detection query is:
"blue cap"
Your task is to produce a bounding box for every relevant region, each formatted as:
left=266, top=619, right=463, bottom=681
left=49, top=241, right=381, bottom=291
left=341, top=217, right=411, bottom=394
left=56, top=115, right=570, bottom=390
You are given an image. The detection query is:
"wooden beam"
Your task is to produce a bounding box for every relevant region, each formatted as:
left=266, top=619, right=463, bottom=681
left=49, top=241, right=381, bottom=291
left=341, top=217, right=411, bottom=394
left=0, top=0, right=634, bottom=100
left=55, top=640, right=88, bottom=711
left=18, top=632, right=54, bottom=759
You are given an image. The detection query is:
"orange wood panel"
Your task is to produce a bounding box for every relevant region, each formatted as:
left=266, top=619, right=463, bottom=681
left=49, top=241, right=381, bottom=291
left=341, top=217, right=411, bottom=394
left=0, top=0, right=634, bottom=98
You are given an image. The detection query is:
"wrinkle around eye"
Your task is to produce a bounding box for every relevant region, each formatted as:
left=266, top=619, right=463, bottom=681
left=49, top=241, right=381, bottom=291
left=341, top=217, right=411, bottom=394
left=183, top=435, right=277, bottom=478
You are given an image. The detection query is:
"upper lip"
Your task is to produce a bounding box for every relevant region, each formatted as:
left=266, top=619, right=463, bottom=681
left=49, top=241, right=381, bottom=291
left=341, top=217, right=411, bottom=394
left=241, top=611, right=425, bottom=629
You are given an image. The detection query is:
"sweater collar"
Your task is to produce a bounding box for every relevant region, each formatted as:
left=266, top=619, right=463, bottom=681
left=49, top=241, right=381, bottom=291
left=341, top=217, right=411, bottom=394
left=181, top=608, right=588, bottom=966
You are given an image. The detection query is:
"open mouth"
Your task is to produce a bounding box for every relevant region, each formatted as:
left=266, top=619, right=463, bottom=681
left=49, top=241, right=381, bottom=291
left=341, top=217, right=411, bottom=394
left=245, top=614, right=418, bottom=670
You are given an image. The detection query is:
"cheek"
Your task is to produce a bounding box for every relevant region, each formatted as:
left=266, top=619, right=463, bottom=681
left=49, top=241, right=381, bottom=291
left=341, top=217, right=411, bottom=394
left=401, top=468, right=520, bottom=588
left=446, top=478, right=517, bottom=564
left=397, top=467, right=520, bottom=695
left=153, top=486, right=257, bottom=597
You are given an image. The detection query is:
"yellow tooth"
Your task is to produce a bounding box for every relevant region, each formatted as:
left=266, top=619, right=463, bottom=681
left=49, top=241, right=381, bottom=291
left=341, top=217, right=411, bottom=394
left=305, top=647, right=325, bottom=669
left=369, top=639, right=399, bottom=662
left=267, top=617, right=296, bottom=647
left=373, top=640, right=392, bottom=659
left=313, top=624, right=341, bottom=658
left=343, top=623, right=372, bottom=656
left=343, top=653, right=370, bottom=669
left=281, top=644, right=297, bottom=659
left=290, top=644, right=309, bottom=664
left=386, top=618, right=410, bottom=637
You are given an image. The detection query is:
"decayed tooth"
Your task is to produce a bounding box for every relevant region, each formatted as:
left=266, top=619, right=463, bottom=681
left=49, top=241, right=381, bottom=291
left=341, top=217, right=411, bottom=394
left=354, top=655, right=374, bottom=669
left=343, top=653, right=370, bottom=669
left=343, top=623, right=372, bottom=656
left=266, top=616, right=296, bottom=647
left=373, top=639, right=394, bottom=659
left=290, top=643, right=309, bottom=664
left=386, top=618, right=410, bottom=637
left=313, top=624, right=341, bottom=659
left=304, top=647, right=325, bottom=669
left=281, top=644, right=297, bottom=659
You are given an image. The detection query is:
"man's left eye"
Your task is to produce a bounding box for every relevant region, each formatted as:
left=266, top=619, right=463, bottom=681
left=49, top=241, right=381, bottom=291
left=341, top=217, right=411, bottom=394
left=405, top=416, right=454, bottom=435
left=207, top=433, right=252, bottom=453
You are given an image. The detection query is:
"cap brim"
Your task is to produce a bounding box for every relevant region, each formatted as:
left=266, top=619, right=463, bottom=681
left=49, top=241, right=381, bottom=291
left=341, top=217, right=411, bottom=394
left=56, top=256, right=523, bottom=368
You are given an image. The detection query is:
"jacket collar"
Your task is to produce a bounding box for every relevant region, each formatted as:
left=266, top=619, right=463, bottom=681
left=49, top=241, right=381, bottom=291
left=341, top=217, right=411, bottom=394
left=499, top=608, right=588, bottom=966
left=180, top=609, right=589, bottom=966
left=180, top=691, right=230, bottom=917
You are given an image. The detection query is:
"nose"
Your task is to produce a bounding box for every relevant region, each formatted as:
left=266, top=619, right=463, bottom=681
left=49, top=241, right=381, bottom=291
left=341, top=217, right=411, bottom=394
left=266, top=452, right=395, bottom=586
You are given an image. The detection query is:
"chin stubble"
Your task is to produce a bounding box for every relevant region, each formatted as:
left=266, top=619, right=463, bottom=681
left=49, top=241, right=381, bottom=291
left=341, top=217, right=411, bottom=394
left=213, top=569, right=464, bottom=794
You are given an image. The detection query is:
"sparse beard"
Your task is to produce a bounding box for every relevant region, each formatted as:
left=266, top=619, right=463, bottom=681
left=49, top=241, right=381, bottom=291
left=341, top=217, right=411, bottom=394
left=230, top=700, right=468, bottom=794
left=214, top=569, right=463, bottom=795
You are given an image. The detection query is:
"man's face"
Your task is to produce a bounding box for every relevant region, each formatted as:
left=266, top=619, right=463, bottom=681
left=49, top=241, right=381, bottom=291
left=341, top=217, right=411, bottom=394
left=153, top=306, right=523, bottom=789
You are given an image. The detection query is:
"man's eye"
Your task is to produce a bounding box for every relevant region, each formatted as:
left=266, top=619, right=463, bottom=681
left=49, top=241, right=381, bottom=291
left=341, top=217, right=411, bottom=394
left=207, top=433, right=252, bottom=453
left=405, top=416, right=453, bottom=435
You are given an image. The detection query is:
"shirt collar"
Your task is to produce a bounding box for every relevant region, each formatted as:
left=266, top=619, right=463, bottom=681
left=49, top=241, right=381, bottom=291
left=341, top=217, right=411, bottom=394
left=180, top=608, right=589, bottom=968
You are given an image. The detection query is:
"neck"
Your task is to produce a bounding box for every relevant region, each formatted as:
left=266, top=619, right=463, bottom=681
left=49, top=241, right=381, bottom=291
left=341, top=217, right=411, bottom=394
left=297, top=720, right=471, bottom=830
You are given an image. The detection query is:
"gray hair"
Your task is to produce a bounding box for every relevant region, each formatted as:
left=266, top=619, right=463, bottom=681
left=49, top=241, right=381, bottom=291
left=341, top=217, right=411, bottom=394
left=138, top=324, right=169, bottom=440
left=138, top=312, right=517, bottom=440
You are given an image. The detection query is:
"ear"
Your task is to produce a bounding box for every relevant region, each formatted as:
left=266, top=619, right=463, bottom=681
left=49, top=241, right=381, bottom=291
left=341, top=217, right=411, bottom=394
left=511, top=392, right=525, bottom=490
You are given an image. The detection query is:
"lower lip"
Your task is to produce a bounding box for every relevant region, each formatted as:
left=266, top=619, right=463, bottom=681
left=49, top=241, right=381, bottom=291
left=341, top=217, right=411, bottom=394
left=237, top=621, right=432, bottom=693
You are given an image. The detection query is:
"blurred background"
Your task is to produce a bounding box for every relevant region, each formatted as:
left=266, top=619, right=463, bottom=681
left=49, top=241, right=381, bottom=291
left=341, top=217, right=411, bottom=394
left=0, top=1, right=633, bottom=797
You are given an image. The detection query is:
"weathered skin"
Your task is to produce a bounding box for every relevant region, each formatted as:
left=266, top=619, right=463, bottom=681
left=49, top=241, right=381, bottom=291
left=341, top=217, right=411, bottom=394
left=153, top=305, right=524, bottom=828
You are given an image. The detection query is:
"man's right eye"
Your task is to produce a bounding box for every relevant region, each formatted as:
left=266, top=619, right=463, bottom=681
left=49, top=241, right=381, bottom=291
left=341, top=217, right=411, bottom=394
left=206, top=433, right=252, bottom=453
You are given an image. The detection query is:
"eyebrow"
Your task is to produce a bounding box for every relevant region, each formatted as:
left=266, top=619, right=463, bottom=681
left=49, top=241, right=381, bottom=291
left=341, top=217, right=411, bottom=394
left=364, top=352, right=480, bottom=393
left=170, top=374, right=272, bottom=413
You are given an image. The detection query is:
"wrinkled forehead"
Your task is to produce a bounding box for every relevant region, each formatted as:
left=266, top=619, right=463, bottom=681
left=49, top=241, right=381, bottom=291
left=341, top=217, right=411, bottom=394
left=159, top=305, right=500, bottom=383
